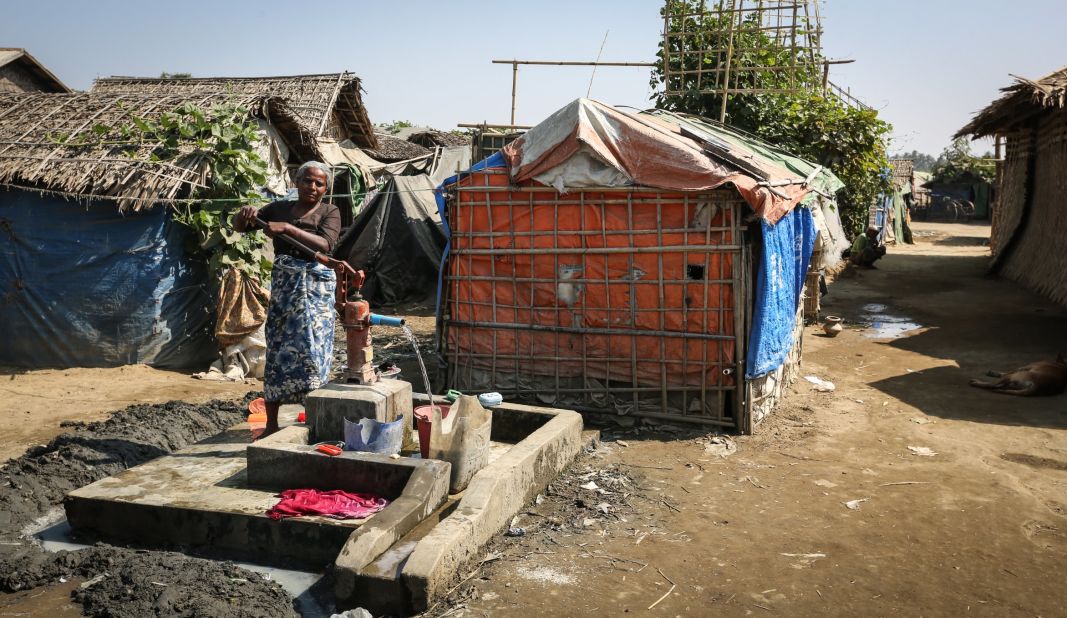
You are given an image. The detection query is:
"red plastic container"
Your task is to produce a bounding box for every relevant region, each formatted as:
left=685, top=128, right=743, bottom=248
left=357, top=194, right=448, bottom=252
left=414, top=404, right=451, bottom=459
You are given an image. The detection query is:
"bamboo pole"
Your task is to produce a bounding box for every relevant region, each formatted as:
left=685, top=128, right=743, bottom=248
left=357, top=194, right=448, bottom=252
left=719, top=0, right=740, bottom=123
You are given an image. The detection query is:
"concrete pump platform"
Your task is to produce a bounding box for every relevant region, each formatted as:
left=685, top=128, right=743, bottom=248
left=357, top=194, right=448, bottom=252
left=63, top=388, right=591, bottom=615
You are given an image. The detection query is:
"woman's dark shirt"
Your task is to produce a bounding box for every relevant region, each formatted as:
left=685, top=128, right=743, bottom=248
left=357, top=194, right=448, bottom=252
left=257, top=200, right=341, bottom=258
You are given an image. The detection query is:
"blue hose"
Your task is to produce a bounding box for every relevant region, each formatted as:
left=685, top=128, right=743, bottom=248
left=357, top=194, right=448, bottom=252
left=369, top=313, right=406, bottom=327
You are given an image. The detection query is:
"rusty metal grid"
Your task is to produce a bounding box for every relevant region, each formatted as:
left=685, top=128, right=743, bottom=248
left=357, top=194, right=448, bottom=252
left=440, top=173, right=747, bottom=428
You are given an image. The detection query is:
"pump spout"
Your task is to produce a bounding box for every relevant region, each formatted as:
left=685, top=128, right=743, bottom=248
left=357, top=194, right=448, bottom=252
left=369, top=313, right=406, bottom=327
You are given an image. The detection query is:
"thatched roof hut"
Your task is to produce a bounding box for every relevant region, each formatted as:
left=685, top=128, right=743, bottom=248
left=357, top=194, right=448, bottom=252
left=92, top=73, right=378, bottom=150
left=956, top=66, right=1067, bottom=306
left=0, top=91, right=315, bottom=210
left=365, top=133, right=432, bottom=163
left=957, top=66, right=1067, bottom=137
left=0, top=48, right=69, bottom=93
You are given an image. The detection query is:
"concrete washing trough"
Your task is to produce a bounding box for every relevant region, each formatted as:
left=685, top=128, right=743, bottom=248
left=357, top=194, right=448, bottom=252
left=63, top=382, right=590, bottom=615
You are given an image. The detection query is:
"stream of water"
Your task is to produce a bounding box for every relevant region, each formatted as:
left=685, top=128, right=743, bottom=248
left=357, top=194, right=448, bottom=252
left=401, top=324, right=437, bottom=412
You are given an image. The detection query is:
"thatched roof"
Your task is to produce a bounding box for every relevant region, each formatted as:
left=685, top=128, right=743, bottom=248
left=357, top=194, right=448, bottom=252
left=0, top=48, right=70, bottom=93
left=957, top=66, right=1067, bottom=138
left=365, top=133, right=432, bottom=163
left=0, top=91, right=313, bottom=211
left=888, top=158, right=914, bottom=192
left=92, top=73, right=378, bottom=149
left=406, top=129, right=471, bottom=149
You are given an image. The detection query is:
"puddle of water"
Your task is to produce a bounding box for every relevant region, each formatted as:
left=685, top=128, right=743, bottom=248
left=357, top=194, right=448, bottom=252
left=36, top=520, right=333, bottom=617
left=857, top=304, right=923, bottom=339
left=0, top=577, right=84, bottom=617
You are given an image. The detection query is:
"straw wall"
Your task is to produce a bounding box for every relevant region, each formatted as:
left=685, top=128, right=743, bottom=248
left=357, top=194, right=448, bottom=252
left=998, top=111, right=1067, bottom=306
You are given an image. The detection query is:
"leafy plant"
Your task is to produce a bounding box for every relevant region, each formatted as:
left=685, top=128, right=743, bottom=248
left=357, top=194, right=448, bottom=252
left=380, top=120, right=413, bottom=134
left=651, top=0, right=892, bottom=236
left=98, top=102, right=274, bottom=284
left=930, top=137, right=995, bottom=184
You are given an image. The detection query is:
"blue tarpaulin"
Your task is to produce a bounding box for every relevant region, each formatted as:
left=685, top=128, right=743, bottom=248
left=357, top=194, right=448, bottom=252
left=746, top=206, right=817, bottom=378
left=0, top=190, right=216, bottom=368
left=433, top=151, right=506, bottom=318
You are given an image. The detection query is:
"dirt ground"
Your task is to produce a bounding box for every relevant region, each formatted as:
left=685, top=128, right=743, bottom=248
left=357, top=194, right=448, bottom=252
left=0, top=365, right=256, bottom=462
left=423, top=221, right=1067, bottom=617
left=3, top=222, right=1067, bottom=617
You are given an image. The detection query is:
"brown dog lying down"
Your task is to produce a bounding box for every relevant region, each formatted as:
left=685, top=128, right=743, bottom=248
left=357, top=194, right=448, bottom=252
left=969, top=355, right=1067, bottom=396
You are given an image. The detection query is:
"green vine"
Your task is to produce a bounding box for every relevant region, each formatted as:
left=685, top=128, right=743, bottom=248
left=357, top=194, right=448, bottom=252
left=652, top=0, right=893, bottom=236
left=80, top=102, right=275, bottom=285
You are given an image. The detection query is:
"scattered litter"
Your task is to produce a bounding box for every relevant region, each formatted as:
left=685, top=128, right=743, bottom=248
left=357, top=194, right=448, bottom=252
left=813, top=479, right=837, bottom=488
left=908, top=446, right=938, bottom=457
left=906, top=368, right=915, bottom=373
left=388, top=453, right=401, bottom=460
left=582, top=517, right=597, bottom=527
left=516, top=565, right=576, bottom=585
left=804, top=375, right=836, bottom=392
left=617, top=440, right=630, bottom=447
left=330, top=608, right=373, bottom=618
left=505, top=527, right=526, bottom=537
left=879, top=481, right=931, bottom=487
left=781, top=552, right=826, bottom=559
left=596, top=502, right=612, bottom=514
left=855, top=399, right=865, bottom=404
left=580, top=481, right=600, bottom=491
left=535, top=493, right=544, bottom=505
left=59, top=577, right=67, bottom=583
left=910, top=417, right=933, bottom=425
left=844, top=498, right=869, bottom=510
left=703, top=435, right=738, bottom=458
left=80, top=573, right=108, bottom=589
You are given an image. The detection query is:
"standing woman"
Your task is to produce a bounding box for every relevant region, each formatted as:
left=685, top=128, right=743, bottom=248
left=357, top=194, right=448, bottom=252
left=235, top=161, right=341, bottom=437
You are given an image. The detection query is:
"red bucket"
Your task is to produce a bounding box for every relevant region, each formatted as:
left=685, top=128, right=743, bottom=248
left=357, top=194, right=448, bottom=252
left=414, top=404, right=451, bottom=459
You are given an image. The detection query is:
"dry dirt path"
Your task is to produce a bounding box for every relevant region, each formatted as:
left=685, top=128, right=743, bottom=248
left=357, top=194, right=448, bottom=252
left=0, top=365, right=256, bottom=462
left=429, top=222, right=1067, bottom=617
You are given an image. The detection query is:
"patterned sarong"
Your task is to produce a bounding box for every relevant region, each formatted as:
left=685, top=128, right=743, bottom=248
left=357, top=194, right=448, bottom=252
left=263, top=255, right=336, bottom=403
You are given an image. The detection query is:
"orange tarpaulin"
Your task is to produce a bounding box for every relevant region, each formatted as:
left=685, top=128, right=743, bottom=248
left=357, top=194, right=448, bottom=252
left=446, top=170, right=739, bottom=389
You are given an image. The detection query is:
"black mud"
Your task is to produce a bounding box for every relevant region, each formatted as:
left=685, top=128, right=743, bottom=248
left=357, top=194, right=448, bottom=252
left=0, top=394, right=299, bottom=618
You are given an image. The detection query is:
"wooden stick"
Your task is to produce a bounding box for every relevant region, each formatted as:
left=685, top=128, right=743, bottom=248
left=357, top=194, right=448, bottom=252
left=620, top=463, right=674, bottom=470
left=648, top=568, right=677, bottom=610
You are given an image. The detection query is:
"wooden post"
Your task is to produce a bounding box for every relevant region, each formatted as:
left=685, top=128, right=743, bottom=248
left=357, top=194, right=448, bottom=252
left=510, top=61, right=518, bottom=126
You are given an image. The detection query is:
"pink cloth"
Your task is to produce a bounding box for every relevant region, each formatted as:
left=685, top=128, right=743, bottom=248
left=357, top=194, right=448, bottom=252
left=267, top=489, right=389, bottom=521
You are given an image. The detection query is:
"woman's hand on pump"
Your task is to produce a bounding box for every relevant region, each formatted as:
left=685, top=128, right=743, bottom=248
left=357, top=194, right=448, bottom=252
left=262, top=221, right=292, bottom=238
left=235, top=205, right=258, bottom=232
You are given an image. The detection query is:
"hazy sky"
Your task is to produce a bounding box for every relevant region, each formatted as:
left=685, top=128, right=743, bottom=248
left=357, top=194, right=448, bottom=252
left=4, top=1, right=1064, bottom=155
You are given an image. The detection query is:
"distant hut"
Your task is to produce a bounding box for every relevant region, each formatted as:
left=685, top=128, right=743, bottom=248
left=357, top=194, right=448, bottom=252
left=957, top=65, right=1067, bottom=305
left=0, top=48, right=69, bottom=93
left=871, top=159, right=914, bottom=245
left=0, top=74, right=375, bottom=368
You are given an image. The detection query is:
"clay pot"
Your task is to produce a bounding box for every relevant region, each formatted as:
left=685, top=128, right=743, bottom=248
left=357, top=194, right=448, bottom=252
left=822, top=315, right=844, bottom=337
